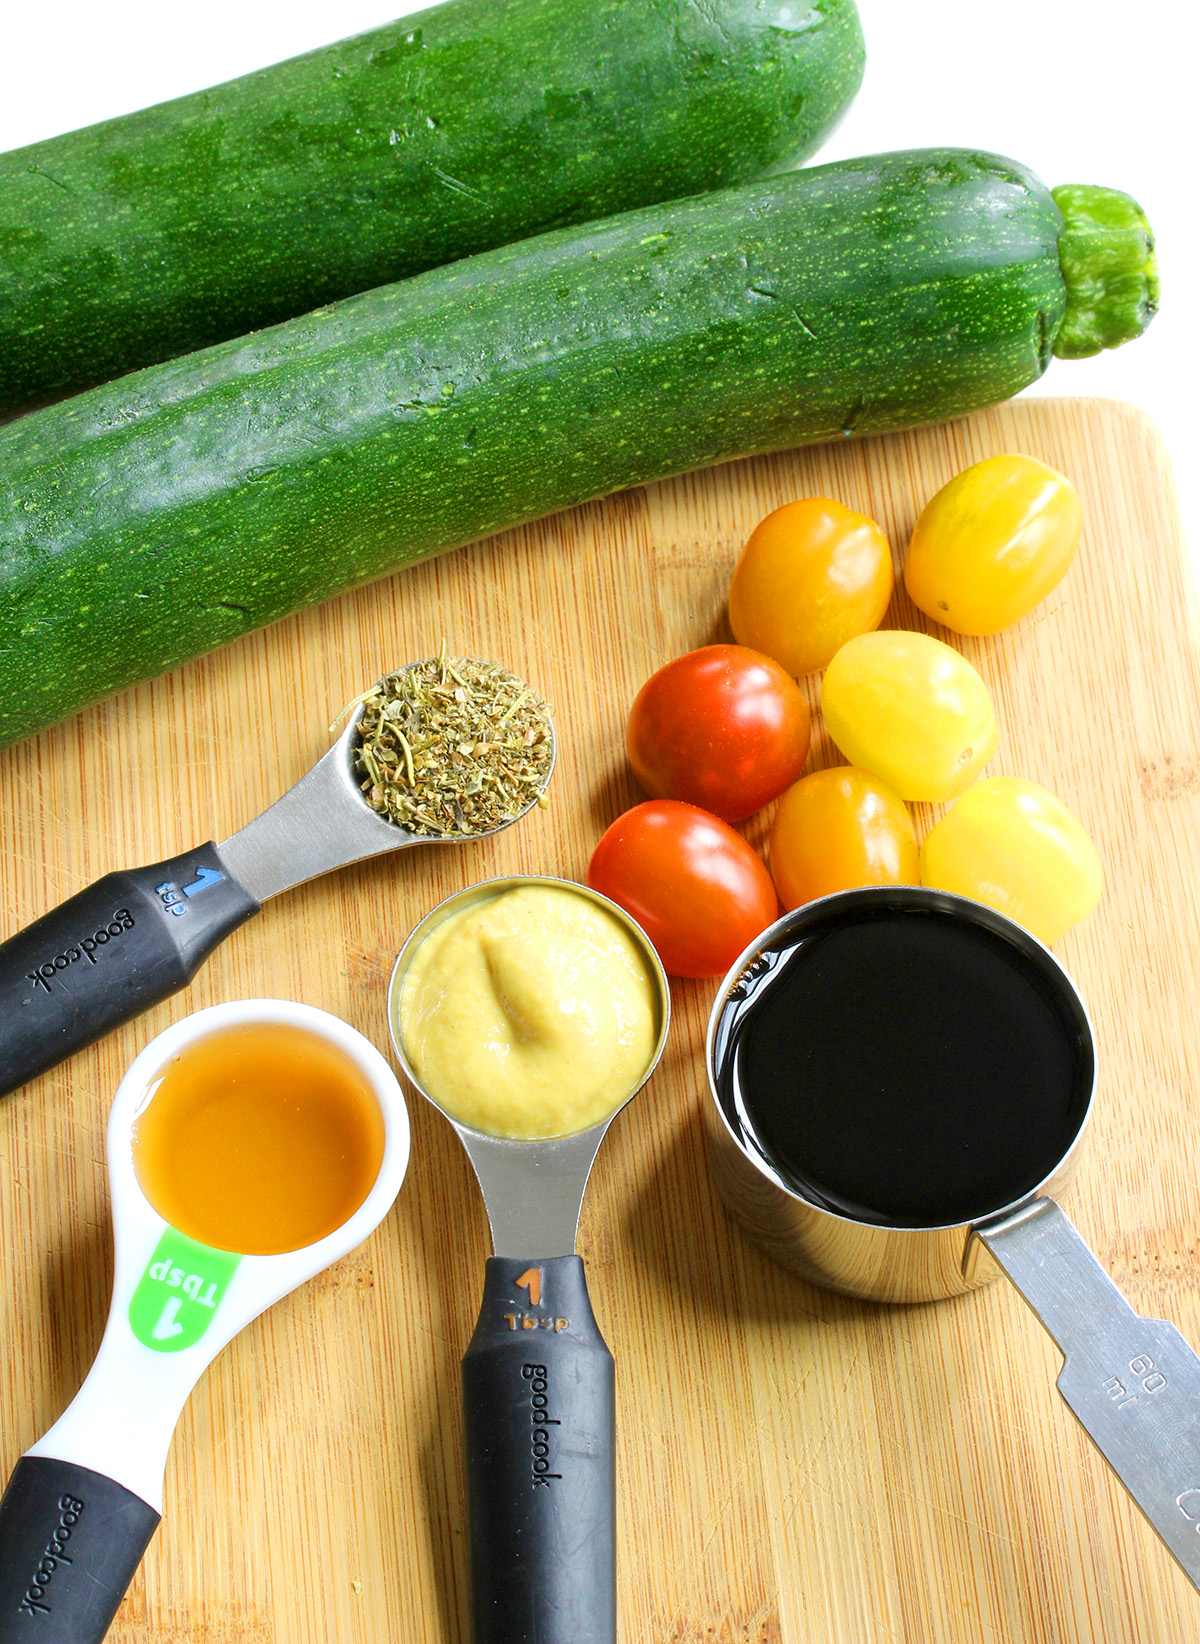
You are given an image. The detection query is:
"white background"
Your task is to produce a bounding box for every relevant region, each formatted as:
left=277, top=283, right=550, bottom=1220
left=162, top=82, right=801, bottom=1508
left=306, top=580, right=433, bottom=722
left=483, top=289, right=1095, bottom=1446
left=2, top=0, right=1195, bottom=569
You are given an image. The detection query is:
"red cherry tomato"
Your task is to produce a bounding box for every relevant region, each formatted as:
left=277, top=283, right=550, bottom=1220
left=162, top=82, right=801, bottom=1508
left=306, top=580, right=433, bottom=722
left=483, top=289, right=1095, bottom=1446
left=625, top=644, right=811, bottom=823
left=587, top=800, right=779, bottom=978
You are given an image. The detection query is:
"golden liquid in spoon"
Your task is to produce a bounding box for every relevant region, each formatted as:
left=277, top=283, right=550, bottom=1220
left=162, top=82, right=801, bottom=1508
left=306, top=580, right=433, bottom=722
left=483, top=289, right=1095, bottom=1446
left=132, top=1023, right=385, bottom=1255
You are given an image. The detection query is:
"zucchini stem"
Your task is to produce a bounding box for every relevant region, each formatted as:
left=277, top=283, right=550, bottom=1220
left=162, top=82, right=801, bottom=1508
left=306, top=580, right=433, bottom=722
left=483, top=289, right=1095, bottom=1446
left=1052, top=184, right=1159, bottom=359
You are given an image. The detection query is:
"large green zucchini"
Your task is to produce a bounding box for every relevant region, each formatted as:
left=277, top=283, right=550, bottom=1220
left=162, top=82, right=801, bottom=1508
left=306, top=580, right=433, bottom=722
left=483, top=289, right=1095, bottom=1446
left=0, top=149, right=1157, bottom=748
left=0, top=0, right=865, bottom=411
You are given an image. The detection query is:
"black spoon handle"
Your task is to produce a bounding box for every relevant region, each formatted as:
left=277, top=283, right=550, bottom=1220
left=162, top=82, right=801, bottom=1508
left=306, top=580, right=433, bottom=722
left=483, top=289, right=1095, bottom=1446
left=461, top=1255, right=616, bottom=1644
left=0, top=1456, right=160, bottom=1642
left=0, top=843, right=259, bottom=1097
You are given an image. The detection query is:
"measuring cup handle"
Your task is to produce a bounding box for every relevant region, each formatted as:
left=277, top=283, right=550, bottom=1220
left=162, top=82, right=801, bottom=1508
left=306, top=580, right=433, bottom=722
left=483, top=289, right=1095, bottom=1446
left=0, top=1455, right=159, bottom=1641
left=0, top=843, right=259, bottom=1098
left=980, top=1197, right=1200, bottom=1590
left=462, top=1254, right=615, bottom=1644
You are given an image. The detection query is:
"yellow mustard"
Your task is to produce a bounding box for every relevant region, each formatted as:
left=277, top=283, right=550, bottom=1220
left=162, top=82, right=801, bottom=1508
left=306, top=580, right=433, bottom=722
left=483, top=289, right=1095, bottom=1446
left=398, top=884, right=659, bottom=1139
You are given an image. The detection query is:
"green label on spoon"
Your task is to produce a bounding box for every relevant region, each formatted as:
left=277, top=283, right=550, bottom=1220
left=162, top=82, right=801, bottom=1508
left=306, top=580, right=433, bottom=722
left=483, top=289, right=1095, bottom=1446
left=128, top=1228, right=242, bottom=1352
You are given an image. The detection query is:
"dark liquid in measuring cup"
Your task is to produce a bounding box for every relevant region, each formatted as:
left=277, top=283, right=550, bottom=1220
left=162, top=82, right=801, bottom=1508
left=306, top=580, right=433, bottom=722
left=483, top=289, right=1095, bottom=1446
left=714, top=902, right=1092, bottom=1228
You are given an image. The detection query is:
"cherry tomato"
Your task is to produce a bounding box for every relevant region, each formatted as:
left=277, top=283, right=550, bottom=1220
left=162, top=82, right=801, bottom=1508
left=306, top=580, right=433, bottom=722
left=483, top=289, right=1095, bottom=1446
left=820, top=631, right=999, bottom=802
left=625, top=644, right=810, bottom=823
left=904, top=455, right=1082, bottom=636
left=768, top=767, right=918, bottom=910
left=729, top=497, right=894, bottom=676
left=920, top=777, right=1102, bottom=946
left=587, top=800, right=779, bottom=978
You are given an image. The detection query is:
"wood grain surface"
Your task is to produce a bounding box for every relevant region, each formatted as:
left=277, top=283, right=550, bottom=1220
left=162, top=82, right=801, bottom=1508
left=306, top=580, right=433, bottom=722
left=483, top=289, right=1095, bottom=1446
left=2, top=397, right=1199, bottom=1643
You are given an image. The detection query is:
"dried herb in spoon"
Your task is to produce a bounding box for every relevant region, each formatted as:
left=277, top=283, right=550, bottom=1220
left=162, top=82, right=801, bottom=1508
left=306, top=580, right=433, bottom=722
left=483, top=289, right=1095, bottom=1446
left=352, top=648, right=554, bottom=836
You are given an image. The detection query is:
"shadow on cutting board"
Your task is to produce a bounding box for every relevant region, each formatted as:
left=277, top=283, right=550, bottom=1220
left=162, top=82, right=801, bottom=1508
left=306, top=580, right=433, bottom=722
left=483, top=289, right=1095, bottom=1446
left=20, top=1216, right=113, bottom=1452
left=618, top=1091, right=992, bottom=1425
left=389, top=1085, right=483, bottom=1644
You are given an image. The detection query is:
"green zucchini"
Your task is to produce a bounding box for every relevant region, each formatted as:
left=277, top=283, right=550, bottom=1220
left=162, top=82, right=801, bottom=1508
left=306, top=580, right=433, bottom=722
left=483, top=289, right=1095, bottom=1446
left=0, top=0, right=865, bottom=412
left=0, top=149, right=1157, bottom=748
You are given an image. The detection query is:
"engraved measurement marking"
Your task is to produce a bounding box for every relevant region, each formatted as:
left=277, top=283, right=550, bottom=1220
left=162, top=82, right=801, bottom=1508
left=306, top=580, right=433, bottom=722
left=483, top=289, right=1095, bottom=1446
left=503, top=1313, right=569, bottom=1332
left=1130, top=1353, right=1168, bottom=1394
left=146, top=1257, right=222, bottom=1309
left=1176, top=1489, right=1200, bottom=1529
left=129, top=1231, right=241, bottom=1353
left=1101, top=1374, right=1136, bottom=1410
left=155, top=864, right=225, bottom=919
left=515, top=1266, right=542, bottom=1307
left=151, top=1297, right=186, bottom=1341
left=156, top=881, right=188, bottom=919
left=183, top=865, right=224, bottom=896
left=1102, top=1352, right=1169, bottom=1410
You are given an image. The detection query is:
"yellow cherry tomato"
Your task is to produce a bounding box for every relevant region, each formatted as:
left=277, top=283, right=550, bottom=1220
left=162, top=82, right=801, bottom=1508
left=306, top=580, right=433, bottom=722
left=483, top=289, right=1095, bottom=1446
left=820, top=631, right=999, bottom=802
left=729, top=497, right=894, bottom=676
left=904, top=454, right=1082, bottom=636
left=768, top=767, right=919, bottom=910
left=920, top=777, right=1102, bottom=945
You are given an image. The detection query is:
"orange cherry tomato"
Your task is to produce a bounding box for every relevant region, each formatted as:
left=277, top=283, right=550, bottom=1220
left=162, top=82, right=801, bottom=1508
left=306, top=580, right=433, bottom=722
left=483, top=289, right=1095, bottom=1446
left=587, top=801, right=779, bottom=978
left=729, top=497, right=894, bottom=677
left=768, top=767, right=919, bottom=911
left=626, top=644, right=810, bottom=823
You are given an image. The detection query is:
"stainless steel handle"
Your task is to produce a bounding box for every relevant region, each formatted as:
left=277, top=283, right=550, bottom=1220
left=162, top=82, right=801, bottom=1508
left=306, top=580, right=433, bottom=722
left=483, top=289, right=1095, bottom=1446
left=218, top=679, right=557, bottom=903
left=456, top=1123, right=613, bottom=1259
left=980, top=1197, right=1200, bottom=1590
left=218, top=720, right=413, bottom=903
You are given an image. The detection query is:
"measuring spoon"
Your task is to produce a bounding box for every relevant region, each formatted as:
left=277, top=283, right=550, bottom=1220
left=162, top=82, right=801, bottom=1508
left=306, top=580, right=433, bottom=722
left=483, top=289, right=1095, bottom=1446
left=0, top=999, right=409, bottom=1644
left=0, top=658, right=554, bottom=1098
left=387, top=877, right=670, bottom=1644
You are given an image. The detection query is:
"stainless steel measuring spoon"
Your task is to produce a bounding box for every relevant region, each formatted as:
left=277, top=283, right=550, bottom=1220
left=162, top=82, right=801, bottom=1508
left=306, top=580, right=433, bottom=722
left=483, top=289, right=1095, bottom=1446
left=0, top=658, right=554, bottom=1097
left=0, top=998, right=411, bottom=1644
left=705, top=885, right=1200, bottom=1592
left=387, top=876, right=670, bottom=1644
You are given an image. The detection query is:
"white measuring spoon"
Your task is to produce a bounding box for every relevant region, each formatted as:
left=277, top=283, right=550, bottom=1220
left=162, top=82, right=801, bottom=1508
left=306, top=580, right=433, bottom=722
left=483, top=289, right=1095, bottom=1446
left=0, top=999, right=410, bottom=1644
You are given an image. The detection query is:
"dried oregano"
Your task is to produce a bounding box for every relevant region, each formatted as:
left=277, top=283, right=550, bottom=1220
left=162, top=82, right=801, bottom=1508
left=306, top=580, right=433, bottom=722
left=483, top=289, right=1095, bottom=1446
left=352, top=644, right=553, bottom=835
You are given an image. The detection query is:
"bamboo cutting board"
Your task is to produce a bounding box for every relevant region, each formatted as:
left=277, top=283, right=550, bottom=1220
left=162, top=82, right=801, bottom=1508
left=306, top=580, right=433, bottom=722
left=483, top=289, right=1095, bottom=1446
left=2, top=396, right=1199, bottom=1643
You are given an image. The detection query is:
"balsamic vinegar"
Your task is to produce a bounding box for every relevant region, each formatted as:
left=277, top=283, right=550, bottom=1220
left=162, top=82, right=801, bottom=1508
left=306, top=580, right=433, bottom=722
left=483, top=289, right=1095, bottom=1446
left=716, top=905, right=1090, bottom=1228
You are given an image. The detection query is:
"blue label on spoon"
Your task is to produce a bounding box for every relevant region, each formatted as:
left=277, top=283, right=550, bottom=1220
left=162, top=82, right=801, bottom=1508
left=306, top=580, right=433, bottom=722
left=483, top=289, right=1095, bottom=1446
left=128, top=1228, right=241, bottom=1352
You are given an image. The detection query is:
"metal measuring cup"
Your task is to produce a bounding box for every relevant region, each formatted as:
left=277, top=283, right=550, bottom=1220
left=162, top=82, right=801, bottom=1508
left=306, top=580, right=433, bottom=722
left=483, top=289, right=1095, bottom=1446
left=387, top=875, right=670, bottom=1644
left=704, top=885, right=1200, bottom=1591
